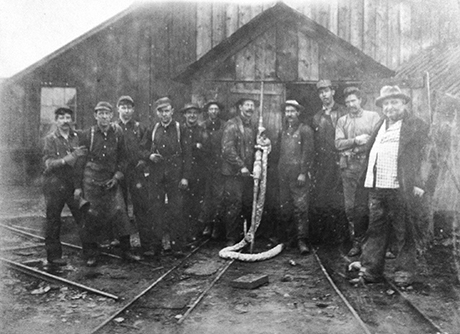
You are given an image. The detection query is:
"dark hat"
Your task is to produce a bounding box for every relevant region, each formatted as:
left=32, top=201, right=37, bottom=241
left=203, top=100, right=225, bottom=112
left=281, top=100, right=305, bottom=112
left=54, top=105, right=73, bottom=116
left=180, top=103, right=202, bottom=113
left=117, top=95, right=134, bottom=107
left=154, top=97, right=173, bottom=111
left=94, top=101, right=113, bottom=112
left=375, top=85, right=411, bottom=107
left=316, top=79, right=333, bottom=90
left=235, top=97, right=259, bottom=108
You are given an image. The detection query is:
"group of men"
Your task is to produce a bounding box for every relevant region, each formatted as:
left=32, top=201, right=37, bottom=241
left=42, top=80, right=428, bottom=287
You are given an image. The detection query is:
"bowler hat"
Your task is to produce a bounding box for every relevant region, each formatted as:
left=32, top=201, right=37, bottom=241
left=180, top=103, right=201, bottom=113
left=281, top=100, right=305, bottom=112
left=203, top=100, right=225, bottom=112
left=375, top=85, right=411, bottom=107
left=117, top=95, right=134, bottom=107
left=54, top=105, right=74, bottom=116
left=316, top=79, right=333, bottom=90
left=154, top=97, right=173, bottom=111
left=235, top=97, right=259, bottom=108
left=94, top=101, right=113, bottom=112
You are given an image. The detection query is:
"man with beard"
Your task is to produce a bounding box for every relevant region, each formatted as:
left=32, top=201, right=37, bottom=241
left=75, top=102, right=141, bottom=266
left=221, top=98, right=257, bottom=246
left=335, top=87, right=380, bottom=256
left=311, top=80, right=347, bottom=244
left=115, top=96, right=151, bottom=257
left=42, top=106, right=87, bottom=266
left=277, top=100, right=314, bottom=254
left=142, top=97, right=191, bottom=255
left=355, top=85, right=428, bottom=287
left=180, top=103, right=208, bottom=241
left=201, top=100, right=225, bottom=239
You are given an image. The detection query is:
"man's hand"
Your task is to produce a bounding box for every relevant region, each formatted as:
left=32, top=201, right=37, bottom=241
left=149, top=153, right=163, bottom=163
left=73, top=146, right=88, bottom=157
left=354, top=134, right=371, bottom=145
left=74, top=188, right=82, bottom=201
left=105, top=178, right=118, bottom=190
left=179, top=178, right=188, bottom=190
left=196, top=142, right=203, bottom=149
left=297, top=173, right=306, bottom=187
left=48, top=159, right=65, bottom=169
left=413, top=186, right=425, bottom=197
left=241, top=167, right=250, bottom=177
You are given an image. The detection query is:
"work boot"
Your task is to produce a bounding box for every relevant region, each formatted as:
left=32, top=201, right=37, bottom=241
left=347, top=240, right=361, bottom=257
left=298, top=240, right=310, bottom=255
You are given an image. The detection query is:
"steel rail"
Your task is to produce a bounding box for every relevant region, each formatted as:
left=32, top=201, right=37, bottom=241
left=312, top=248, right=373, bottom=334
left=90, top=238, right=210, bottom=334
left=0, top=244, right=43, bottom=251
left=177, top=258, right=235, bottom=324
left=0, top=223, right=162, bottom=269
left=0, top=256, right=119, bottom=300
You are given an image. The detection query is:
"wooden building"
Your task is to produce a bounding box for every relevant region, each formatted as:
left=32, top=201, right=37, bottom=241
left=0, top=0, right=456, bottom=183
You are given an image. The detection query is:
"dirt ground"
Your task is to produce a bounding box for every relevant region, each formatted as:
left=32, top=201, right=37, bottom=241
left=0, top=186, right=459, bottom=334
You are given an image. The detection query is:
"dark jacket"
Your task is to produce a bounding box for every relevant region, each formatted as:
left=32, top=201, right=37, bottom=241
left=221, top=115, right=256, bottom=176
left=365, top=112, right=429, bottom=198
left=182, top=122, right=209, bottom=177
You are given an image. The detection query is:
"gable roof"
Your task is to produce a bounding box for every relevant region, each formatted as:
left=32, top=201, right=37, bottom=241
left=396, top=41, right=460, bottom=98
left=174, top=2, right=393, bottom=83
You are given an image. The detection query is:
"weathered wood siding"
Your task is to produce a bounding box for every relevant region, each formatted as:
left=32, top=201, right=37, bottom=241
left=195, top=0, right=460, bottom=70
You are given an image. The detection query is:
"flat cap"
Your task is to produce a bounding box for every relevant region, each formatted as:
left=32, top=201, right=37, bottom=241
left=281, top=100, right=305, bottom=112
left=117, top=95, right=134, bottom=106
left=94, top=101, right=113, bottom=112
left=54, top=105, right=74, bottom=115
left=316, top=79, right=333, bottom=90
left=154, top=97, right=173, bottom=111
left=180, top=103, right=202, bottom=113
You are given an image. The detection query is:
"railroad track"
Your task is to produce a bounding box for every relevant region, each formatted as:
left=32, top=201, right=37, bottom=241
left=1, top=221, right=453, bottom=333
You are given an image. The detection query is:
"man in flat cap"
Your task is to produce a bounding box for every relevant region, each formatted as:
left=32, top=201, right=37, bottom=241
left=221, top=97, right=258, bottom=246
left=180, top=103, right=209, bottom=241
left=75, top=101, right=141, bottom=266
left=276, top=100, right=315, bottom=254
left=311, top=80, right=347, bottom=244
left=354, top=85, right=429, bottom=287
left=201, top=100, right=226, bottom=239
left=115, top=95, right=151, bottom=257
left=335, top=87, right=380, bottom=257
left=142, top=97, right=191, bottom=255
left=42, top=106, right=87, bottom=266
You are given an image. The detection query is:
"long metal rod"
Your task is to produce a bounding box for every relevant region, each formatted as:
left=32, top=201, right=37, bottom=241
left=0, top=245, right=43, bottom=251
left=0, top=256, right=119, bottom=300
left=90, top=238, right=210, bottom=334
left=0, top=223, right=162, bottom=269
left=312, top=249, right=373, bottom=334
left=177, top=258, right=235, bottom=324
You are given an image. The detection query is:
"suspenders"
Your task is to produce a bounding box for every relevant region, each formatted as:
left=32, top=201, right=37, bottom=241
left=151, top=121, right=181, bottom=153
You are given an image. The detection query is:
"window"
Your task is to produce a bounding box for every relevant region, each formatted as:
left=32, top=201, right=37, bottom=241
left=40, top=87, right=77, bottom=137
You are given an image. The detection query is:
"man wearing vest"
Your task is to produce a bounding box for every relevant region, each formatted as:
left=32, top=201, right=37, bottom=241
left=356, top=85, right=429, bottom=287
left=143, top=97, right=191, bottom=255
left=180, top=103, right=209, bottom=242
left=116, top=96, right=151, bottom=257
left=335, top=87, right=381, bottom=257
left=42, top=106, right=87, bottom=266
left=221, top=97, right=257, bottom=246
left=75, top=101, right=141, bottom=267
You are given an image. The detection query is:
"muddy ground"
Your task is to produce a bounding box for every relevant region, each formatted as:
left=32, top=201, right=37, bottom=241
left=0, top=186, right=459, bottom=334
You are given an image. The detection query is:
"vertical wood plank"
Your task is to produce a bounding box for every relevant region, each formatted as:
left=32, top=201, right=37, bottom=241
left=350, top=0, right=364, bottom=50
left=298, top=32, right=319, bottom=81
left=387, top=0, right=400, bottom=69
left=375, top=0, right=388, bottom=66
left=197, top=2, right=212, bottom=58
left=225, top=3, right=239, bottom=37
left=255, top=27, right=277, bottom=80
left=328, top=0, right=339, bottom=35
left=276, top=23, right=298, bottom=82
left=212, top=2, right=226, bottom=47
left=315, top=1, right=329, bottom=29
left=235, top=44, right=256, bottom=81
left=363, top=0, right=376, bottom=59
left=338, top=0, right=351, bottom=42
left=399, top=2, right=412, bottom=65
left=238, top=4, right=253, bottom=27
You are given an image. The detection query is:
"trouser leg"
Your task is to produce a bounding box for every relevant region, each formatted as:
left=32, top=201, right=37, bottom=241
left=222, top=176, right=244, bottom=242
left=165, top=178, right=186, bottom=250
left=292, top=178, right=310, bottom=242
left=44, top=189, right=66, bottom=261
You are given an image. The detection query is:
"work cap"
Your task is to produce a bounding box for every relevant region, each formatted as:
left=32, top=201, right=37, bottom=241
left=235, top=97, right=259, bottom=108
left=117, top=95, right=134, bottom=107
left=203, top=100, right=225, bottom=112
left=154, top=97, right=173, bottom=111
left=316, top=79, right=333, bottom=90
left=180, top=103, right=201, bottom=113
left=94, top=101, right=113, bottom=112
left=54, top=105, right=74, bottom=116
left=375, top=85, right=411, bottom=107
left=281, top=100, right=305, bottom=112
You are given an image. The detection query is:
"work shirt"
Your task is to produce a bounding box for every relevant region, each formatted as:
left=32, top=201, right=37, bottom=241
left=117, top=119, right=146, bottom=166
left=182, top=122, right=209, bottom=175
left=278, top=120, right=314, bottom=176
left=335, top=110, right=381, bottom=155
left=364, top=120, right=402, bottom=189
left=203, top=118, right=224, bottom=169
left=43, top=128, right=80, bottom=169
